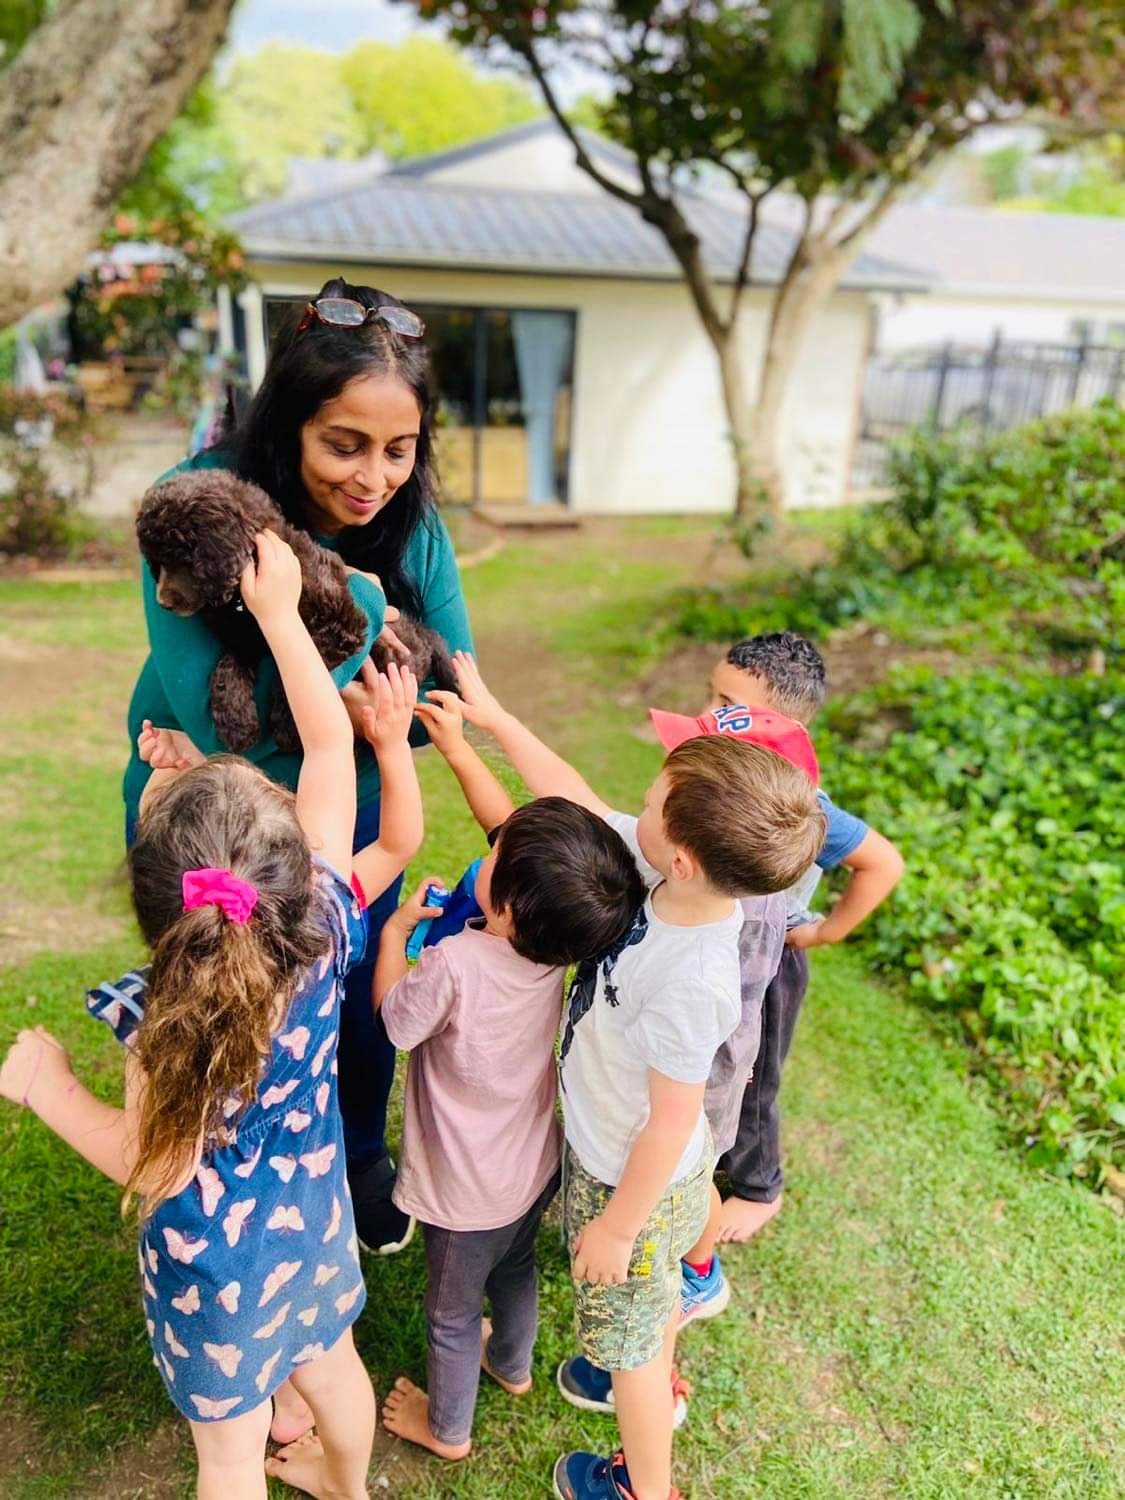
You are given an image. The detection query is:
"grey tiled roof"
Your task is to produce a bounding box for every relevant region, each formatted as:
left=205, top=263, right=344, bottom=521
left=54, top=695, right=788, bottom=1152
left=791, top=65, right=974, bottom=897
left=230, top=176, right=927, bottom=289
left=869, top=204, right=1125, bottom=298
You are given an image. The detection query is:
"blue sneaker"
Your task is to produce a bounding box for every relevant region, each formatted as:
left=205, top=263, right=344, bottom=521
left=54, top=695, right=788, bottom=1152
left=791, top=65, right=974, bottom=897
left=552, top=1450, right=637, bottom=1499
left=557, top=1354, right=615, bottom=1414
left=557, top=1355, right=690, bottom=1428
left=680, top=1252, right=730, bottom=1326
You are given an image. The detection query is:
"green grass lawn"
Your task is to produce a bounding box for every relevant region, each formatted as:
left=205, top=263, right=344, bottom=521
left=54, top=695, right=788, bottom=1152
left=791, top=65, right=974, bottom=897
left=1, top=527, right=1122, bottom=1497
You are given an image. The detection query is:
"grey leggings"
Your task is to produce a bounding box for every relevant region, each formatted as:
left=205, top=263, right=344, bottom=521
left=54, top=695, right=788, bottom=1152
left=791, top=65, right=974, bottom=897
left=422, top=1170, right=560, bottom=1444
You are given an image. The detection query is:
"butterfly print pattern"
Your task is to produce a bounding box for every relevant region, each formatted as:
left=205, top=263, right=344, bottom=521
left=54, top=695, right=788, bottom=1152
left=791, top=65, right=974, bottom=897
left=85, top=863, right=367, bottom=1424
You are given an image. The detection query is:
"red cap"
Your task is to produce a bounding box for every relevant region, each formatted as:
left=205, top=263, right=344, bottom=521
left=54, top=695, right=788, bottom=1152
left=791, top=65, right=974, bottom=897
left=649, top=703, right=819, bottom=785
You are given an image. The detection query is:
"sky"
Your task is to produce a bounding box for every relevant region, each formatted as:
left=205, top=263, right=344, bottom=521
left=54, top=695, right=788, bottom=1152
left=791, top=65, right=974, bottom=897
left=224, top=0, right=600, bottom=103
left=228, top=0, right=418, bottom=55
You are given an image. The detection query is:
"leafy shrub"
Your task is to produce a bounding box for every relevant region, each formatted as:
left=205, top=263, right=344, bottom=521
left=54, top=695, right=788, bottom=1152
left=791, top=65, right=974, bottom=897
left=820, top=667, right=1124, bottom=1183
left=0, top=388, right=96, bottom=558
left=677, top=403, right=1125, bottom=653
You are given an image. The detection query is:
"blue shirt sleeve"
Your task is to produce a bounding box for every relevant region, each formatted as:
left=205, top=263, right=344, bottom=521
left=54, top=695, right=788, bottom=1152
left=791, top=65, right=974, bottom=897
left=816, top=790, right=869, bottom=870
left=86, top=967, right=150, bottom=1046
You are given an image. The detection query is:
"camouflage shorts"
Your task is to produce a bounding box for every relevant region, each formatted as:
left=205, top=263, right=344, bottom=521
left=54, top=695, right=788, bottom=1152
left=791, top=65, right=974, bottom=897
left=563, top=1140, right=714, bottom=1371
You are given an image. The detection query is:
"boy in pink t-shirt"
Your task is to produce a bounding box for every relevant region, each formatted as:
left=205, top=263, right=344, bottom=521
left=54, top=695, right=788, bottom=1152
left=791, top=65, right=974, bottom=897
left=373, top=698, right=645, bottom=1462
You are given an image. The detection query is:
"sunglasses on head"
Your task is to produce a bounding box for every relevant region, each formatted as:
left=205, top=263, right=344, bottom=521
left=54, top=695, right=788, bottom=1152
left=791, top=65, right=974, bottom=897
left=297, top=296, right=425, bottom=339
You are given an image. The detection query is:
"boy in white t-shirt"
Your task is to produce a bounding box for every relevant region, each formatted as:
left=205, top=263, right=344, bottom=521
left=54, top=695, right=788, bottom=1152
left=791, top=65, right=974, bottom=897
left=452, top=654, right=826, bottom=1500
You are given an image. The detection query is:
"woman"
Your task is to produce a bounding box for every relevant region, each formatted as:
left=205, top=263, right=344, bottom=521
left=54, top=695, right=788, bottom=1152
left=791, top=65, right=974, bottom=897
left=124, top=277, right=473, bottom=1263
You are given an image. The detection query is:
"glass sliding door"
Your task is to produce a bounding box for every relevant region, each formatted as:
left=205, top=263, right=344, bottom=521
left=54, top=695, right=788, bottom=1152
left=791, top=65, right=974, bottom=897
left=419, top=304, right=575, bottom=507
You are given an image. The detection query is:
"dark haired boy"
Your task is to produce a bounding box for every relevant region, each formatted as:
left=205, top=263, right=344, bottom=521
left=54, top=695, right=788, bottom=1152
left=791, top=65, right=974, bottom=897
left=451, top=653, right=825, bottom=1500
left=372, top=709, right=645, bottom=1464
left=708, top=630, right=904, bottom=1242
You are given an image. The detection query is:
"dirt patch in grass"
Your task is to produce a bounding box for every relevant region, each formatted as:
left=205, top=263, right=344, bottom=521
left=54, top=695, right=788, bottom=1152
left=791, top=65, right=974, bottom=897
left=625, top=625, right=972, bottom=722
left=0, top=1410, right=49, bottom=1492
left=0, top=637, right=124, bottom=722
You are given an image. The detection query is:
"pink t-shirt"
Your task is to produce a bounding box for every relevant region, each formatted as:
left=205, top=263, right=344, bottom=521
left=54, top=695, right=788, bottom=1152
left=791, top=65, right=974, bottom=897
left=381, top=924, right=564, bottom=1232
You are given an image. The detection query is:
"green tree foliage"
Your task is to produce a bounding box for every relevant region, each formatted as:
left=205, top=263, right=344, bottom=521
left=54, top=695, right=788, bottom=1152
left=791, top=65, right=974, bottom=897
left=219, top=43, right=369, bottom=203
left=985, top=134, right=1125, bottom=218
left=124, top=35, right=541, bottom=216
left=340, top=34, right=538, bottom=162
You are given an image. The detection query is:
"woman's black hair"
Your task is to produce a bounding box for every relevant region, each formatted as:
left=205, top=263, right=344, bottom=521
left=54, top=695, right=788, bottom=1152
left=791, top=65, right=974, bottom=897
left=221, top=276, right=437, bottom=615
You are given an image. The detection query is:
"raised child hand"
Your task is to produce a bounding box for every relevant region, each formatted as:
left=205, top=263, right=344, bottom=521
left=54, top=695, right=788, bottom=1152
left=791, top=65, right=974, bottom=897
left=414, top=689, right=467, bottom=758
left=137, top=719, right=205, bottom=772
left=358, top=661, right=418, bottom=752
left=240, top=530, right=302, bottom=626
left=452, top=651, right=505, bottom=732
left=0, top=1026, right=73, bottom=1110
left=389, top=874, right=448, bottom=935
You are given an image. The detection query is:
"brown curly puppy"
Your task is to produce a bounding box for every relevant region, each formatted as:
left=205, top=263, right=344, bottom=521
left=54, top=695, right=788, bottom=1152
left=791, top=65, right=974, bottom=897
left=136, top=469, right=456, bottom=753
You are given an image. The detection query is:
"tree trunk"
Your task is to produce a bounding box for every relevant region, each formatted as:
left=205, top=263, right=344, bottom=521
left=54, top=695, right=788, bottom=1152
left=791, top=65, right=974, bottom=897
left=714, top=329, right=758, bottom=521
left=747, top=250, right=844, bottom=517
left=0, top=0, right=237, bottom=329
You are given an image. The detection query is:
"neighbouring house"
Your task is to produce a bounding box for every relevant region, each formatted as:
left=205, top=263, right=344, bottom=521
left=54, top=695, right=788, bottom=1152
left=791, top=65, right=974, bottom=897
left=224, top=120, right=929, bottom=512
left=870, top=204, right=1125, bottom=350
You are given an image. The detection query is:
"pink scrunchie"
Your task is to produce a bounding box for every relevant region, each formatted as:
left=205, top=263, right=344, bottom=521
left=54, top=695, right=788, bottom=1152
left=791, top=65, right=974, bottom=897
left=182, top=867, right=258, bottom=925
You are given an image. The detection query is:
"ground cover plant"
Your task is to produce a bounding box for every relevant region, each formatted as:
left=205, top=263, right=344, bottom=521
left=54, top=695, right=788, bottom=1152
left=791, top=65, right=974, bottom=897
left=820, top=667, right=1125, bottom=1185
left=1, top=520, right=1122, bottom=1496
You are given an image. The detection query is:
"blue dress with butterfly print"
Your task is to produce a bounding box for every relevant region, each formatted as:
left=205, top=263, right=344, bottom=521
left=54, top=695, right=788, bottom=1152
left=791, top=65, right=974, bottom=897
left=86, top=862, right=368, bottom=1422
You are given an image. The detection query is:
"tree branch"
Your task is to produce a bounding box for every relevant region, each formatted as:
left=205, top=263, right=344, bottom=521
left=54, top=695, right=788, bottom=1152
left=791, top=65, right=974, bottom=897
left=515, top=33, right=646, bottom=210
left=726, top=183, right=772, bottom=332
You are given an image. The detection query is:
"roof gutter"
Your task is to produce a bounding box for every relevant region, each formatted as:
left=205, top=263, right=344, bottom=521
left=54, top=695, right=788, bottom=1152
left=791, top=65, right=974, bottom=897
left=238, top=238, right=930, bottom=294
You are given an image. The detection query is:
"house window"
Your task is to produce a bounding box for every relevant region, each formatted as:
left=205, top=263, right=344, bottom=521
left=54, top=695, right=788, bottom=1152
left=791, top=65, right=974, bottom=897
left=263, top=296, right=576, bottom=507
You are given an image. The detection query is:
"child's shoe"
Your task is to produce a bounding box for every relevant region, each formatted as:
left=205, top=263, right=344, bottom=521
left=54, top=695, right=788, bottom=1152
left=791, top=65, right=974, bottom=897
left=557, top=1354, right=614, bottom=1414
left=556, top=1356, right=689, bottom=1428
left=553, top=1448, right=682, bottom=1500
left=679, top=1252, right=730, bottom=1326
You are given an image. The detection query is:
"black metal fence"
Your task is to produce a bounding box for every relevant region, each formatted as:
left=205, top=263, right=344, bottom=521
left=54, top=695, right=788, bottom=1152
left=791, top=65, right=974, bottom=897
left=851, top=335, right=1125, bottom=489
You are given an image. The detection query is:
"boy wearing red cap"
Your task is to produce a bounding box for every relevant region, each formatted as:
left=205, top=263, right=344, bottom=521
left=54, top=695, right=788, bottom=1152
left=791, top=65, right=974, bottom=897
left=706, top=632, right=904, bottom=1244
left=451, top=653, right=824, bottom=1500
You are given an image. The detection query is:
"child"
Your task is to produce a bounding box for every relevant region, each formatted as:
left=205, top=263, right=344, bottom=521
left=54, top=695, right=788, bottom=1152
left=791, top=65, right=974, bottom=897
left=451, top=652, right=826, bottom=1500
left=708, top=631, right=904, bottom=1241
left=372, top=690, right=646, bottom=1463
left=0, top=532, right=423, bottom=1500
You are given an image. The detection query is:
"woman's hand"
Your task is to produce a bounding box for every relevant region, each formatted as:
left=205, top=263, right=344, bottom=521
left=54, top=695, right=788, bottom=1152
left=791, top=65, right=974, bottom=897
left=343, top=566, right=410, bottom=659
left=0, top=1026, right=74, bottom=1112
left=414, top=690, right=467, bottom=758
left=240, top=531, right=302, bottom=627
left=358, top=661, right=418, bottom=753
left=452, top=651, right=506, bottom=733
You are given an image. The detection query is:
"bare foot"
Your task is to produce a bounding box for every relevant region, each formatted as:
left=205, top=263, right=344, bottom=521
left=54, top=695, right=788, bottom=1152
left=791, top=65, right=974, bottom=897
left=382, top=1376, right=471, bottom=1461
left=480, top=1317, right=532, bottom=1396
left=265, top=1432, right=363, bottom=1498
left=716, top=1193, right=783, bottom=1244
left=271, top=1379, right=316, bottom=1445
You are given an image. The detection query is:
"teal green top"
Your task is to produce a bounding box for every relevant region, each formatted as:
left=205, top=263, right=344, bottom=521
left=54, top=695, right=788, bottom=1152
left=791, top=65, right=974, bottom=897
left=123, top=446, right=473, bottom=818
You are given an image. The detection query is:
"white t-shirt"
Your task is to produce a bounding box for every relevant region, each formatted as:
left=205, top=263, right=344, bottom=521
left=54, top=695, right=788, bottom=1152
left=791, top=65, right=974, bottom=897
left=558, top=811, right=743, bottom=1187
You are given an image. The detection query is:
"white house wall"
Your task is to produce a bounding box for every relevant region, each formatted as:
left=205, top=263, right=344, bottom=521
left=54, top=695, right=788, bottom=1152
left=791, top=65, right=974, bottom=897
left=250, top=261, right=870, bottom=512
left=877, top=292, right=1125, bottom=350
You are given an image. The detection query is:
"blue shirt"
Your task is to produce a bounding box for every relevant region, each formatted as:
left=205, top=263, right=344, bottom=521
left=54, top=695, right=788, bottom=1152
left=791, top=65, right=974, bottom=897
left=816, top=790, right=869, bottom=870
